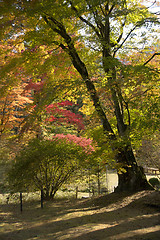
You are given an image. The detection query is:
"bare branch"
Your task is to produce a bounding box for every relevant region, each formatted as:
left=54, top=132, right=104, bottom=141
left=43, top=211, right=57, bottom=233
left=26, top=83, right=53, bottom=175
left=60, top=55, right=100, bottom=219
left=128, top=87, right=153, bottom=102
left=147, top=0, right=157, bottom=9
left=143, top=53, right=160, bottom=66
left=113, top=18, right=159, bottom=56
left=113, top=24, right=137, bottom=56
left=99, top=3, right=105, bottom=16
left=116, top=17, right=127, bottom=44
left=43, top=15, right=61, bottom=35
left=108, top=4, right=115, bottom=15
left=68, top=1, right=101, bottom=38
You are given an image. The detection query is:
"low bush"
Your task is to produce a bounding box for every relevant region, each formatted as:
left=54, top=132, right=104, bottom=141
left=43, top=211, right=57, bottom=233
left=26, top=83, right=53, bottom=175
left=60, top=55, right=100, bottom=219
left=149, top=177, right=159, bottom=187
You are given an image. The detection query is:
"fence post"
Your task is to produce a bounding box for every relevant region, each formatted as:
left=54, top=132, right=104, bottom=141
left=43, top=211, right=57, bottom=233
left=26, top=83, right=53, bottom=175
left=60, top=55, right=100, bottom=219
left=41, top=189, right=44, bottom=209
left=75, top=186, right=78, bottom=199
left=20, top=192, right=23, bottom=212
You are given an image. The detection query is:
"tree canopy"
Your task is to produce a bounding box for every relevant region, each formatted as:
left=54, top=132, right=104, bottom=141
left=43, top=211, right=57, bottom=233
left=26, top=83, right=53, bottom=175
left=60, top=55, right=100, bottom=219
left=1, top=0, right=160, bottom=192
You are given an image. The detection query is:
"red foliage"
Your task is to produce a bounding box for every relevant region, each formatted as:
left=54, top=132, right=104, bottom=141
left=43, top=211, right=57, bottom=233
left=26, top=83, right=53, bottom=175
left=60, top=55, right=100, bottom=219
left=45, top=101, right=84, bottom=130
left=23, top=79, right=45, bottom=92
left=52, top=134, right=95, bottom=154
left=57, top=100, right=74, bottom=107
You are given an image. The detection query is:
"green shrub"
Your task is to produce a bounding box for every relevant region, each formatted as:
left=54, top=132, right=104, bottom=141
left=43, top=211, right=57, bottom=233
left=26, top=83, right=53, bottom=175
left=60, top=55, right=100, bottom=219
left=8, top=138, right=89, bottom=199
left=149, top=177, right=159, bottom=187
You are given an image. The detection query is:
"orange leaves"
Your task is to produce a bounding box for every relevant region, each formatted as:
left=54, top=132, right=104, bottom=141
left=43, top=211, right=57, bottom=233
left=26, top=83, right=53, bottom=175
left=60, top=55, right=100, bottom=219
left=0, top=78, right=34, bottom=137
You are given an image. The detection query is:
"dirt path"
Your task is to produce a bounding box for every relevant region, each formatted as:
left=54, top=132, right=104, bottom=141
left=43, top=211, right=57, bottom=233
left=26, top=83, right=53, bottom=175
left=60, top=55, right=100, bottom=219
left=0, top=190, right=160, bottom=240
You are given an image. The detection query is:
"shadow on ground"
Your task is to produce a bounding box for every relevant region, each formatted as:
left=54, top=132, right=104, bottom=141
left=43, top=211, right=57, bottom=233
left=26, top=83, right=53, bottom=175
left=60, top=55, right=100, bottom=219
left=0, top=190, right=160, bottom=240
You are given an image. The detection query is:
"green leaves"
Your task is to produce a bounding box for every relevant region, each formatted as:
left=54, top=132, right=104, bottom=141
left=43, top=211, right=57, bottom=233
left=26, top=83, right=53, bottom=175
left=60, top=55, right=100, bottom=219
left=8, top=137, right=89, bottom=196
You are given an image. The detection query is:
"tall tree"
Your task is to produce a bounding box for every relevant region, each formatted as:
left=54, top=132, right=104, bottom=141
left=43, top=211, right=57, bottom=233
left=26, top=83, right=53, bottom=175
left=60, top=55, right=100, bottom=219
left=1, top=0, right=160, bottom=191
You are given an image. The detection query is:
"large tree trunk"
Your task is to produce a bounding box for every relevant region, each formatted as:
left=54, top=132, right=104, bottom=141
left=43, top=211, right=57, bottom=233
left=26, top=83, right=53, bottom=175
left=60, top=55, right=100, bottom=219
left=70, top=52, right=152, bottom=192
left=115, top=146, right=153, bottom=192
left=69, top=46, right=151, bottom=192
left=44, top=16, right=152, bottom=192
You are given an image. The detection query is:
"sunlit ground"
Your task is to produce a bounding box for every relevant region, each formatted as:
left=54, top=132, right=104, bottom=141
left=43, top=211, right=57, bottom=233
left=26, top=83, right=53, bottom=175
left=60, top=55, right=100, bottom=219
left=0, top=190, right=160, bottom=240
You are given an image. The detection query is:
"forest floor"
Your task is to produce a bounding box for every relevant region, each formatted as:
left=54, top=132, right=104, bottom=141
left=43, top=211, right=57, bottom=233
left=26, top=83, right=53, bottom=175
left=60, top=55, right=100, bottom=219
left=0, top=190, right=160, bottom=240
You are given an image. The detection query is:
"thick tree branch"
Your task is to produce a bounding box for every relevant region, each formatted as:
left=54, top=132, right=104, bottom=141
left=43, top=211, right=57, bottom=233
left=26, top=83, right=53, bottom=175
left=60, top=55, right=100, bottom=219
left=43, top=13, right=115, bottom=137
